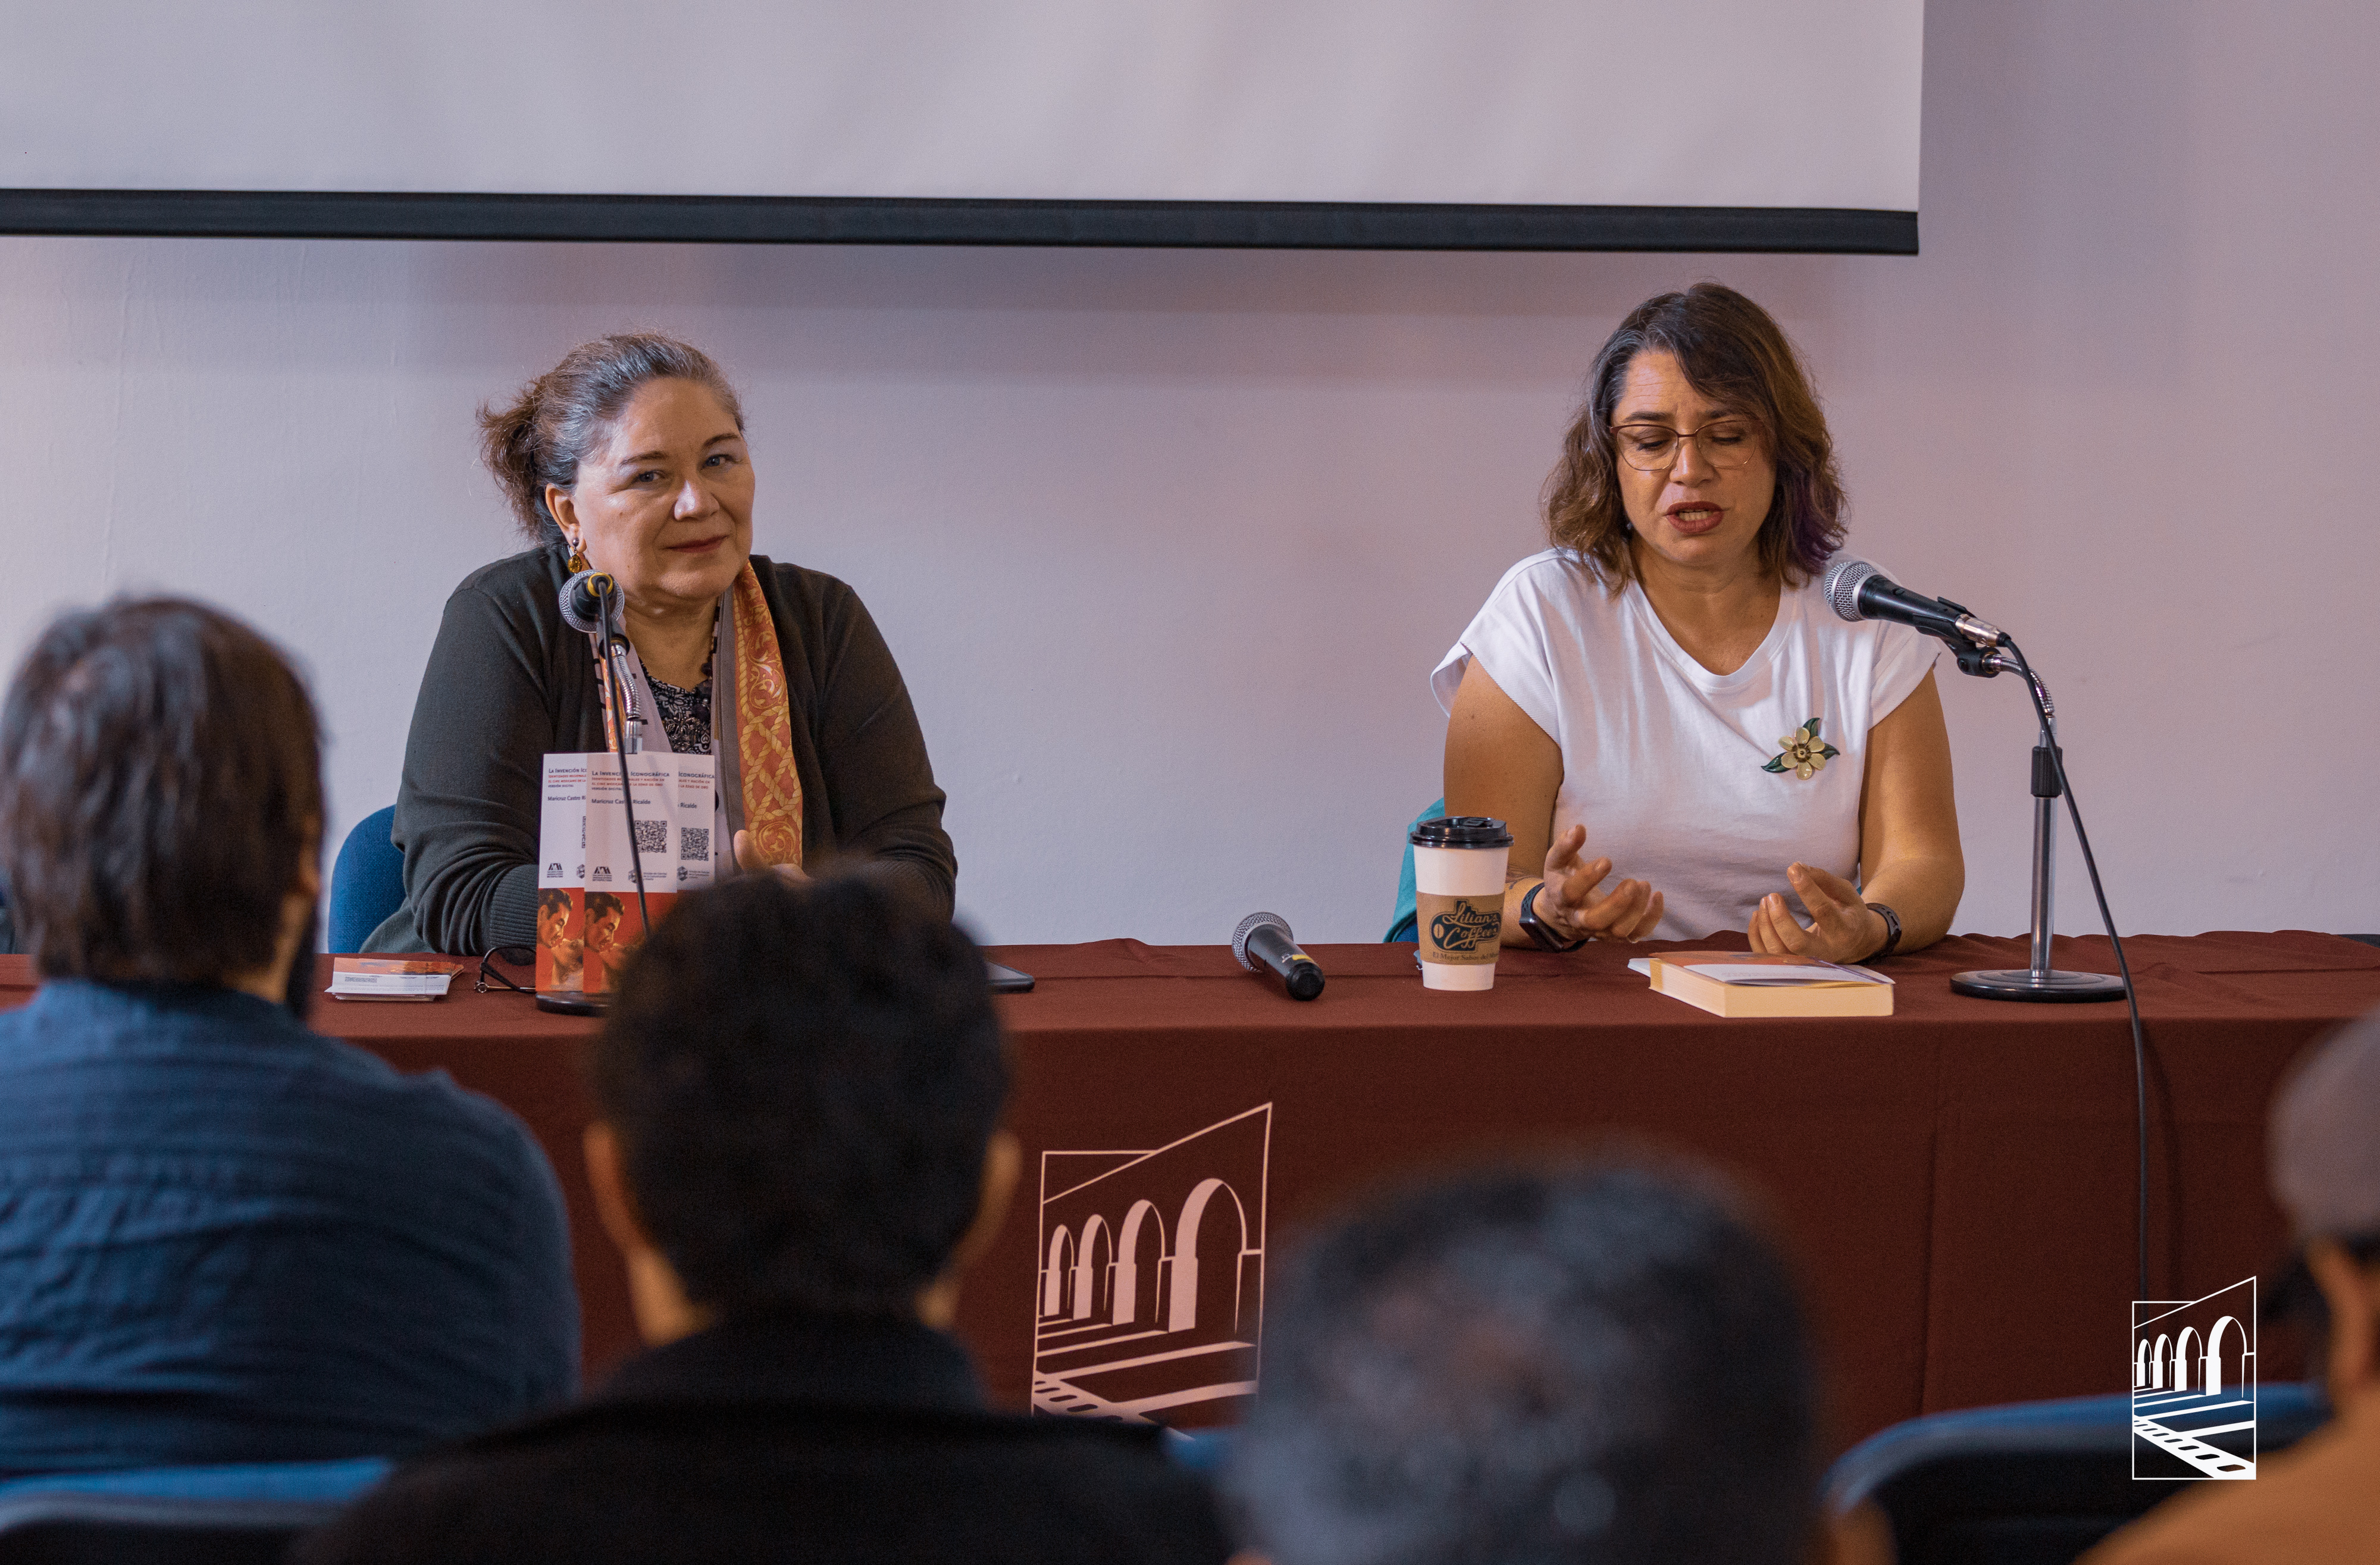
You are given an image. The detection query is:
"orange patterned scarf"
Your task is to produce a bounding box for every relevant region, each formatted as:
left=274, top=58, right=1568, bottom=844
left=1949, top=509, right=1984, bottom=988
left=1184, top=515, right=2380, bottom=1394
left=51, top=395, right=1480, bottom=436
left=729, top=562, right=804, bottom=870
left=593, top=563, right=803, bottom=869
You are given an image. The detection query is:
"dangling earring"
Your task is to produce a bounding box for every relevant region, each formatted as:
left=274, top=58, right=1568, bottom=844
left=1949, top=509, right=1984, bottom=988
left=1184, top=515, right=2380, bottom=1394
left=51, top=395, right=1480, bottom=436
left=566, top=533, right=589, bottom=573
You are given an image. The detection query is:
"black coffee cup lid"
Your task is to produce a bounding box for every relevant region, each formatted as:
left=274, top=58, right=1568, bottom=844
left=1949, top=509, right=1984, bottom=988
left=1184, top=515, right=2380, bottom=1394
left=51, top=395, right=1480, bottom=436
left=1408, top=815, right=1514, bottom=848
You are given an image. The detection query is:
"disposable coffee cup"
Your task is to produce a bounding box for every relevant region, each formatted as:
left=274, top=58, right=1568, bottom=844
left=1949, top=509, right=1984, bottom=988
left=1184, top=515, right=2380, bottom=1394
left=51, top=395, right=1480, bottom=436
left=1409, top=815, right=1514, bottom=991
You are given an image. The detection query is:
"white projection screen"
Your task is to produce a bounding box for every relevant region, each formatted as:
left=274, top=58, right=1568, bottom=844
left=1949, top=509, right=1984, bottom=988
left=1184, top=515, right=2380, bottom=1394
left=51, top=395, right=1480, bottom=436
left=1, top=0, right=1924, bottom=251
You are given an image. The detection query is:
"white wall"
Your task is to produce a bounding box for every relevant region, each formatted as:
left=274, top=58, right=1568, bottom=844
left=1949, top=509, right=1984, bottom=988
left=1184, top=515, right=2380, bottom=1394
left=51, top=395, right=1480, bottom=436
left=2, top=0, right=2375, bottom=947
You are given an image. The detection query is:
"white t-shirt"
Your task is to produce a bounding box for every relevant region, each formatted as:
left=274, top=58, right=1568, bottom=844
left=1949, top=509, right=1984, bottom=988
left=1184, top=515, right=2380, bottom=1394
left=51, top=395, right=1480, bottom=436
left=1432, top=549, right=1937, bottom=941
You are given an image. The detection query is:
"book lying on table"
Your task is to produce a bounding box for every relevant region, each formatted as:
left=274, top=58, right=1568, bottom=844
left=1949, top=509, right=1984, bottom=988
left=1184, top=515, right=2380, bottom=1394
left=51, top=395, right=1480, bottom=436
left=326, top=957, right=468, bottom=1003
left=1627, top=951, right=1894, bottom=1018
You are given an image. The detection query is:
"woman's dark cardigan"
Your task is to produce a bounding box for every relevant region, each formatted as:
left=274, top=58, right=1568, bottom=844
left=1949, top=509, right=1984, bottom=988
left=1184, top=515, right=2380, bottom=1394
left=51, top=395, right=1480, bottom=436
left=372, top=547, right=954, bottom=954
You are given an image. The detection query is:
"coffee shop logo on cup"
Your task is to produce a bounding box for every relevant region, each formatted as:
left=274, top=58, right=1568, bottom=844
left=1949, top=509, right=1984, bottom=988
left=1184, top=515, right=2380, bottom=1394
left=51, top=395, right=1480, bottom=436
left=1430, top=902, right=1500, bottom=953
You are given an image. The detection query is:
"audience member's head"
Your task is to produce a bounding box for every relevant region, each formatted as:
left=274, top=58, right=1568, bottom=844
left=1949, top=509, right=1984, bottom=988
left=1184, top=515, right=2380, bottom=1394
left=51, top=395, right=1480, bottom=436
left=585, top=871, right=1012, bottom=1341
left=2269, top=1011, right=2380, bottom=1408
left=0, top=598, right=321, bottom=1000
left=1227, top=1156, right=1817, bottom=1565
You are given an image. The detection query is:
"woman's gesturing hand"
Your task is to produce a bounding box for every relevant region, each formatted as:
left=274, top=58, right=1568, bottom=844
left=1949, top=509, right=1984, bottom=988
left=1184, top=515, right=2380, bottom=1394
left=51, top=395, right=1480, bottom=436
left=1749, top=862, right=1888, bottom=962
left=1535, top=824, right=1665, bottom=943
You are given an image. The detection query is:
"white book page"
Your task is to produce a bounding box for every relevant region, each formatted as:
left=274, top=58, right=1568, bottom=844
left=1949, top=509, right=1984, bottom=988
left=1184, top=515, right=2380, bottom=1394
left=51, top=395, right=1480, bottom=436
left=1682, top=963, right=1890, bottom=987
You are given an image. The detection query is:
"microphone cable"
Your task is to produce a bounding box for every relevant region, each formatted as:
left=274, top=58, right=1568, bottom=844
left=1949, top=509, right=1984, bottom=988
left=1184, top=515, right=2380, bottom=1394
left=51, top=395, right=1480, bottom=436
left=2003, top=634, right=2152, bottom=1303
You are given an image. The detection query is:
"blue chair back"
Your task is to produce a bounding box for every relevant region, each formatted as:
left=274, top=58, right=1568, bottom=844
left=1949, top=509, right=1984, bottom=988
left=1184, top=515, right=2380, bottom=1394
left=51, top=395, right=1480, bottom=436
left=1383, top=798, right=1446, bottom=943
left=1827, top=1385, right=2325, bottom=1565
left=0, top=1457, right=389, bottom=1564
left=1161, top=1428, right=1232, bottom=1473
left=328, top=806, right=404, bottom=953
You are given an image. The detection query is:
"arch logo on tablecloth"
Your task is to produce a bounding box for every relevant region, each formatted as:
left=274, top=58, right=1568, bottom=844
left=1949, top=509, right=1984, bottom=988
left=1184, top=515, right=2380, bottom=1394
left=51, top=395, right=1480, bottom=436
left=1031, top=1104, right=1269, bottom=1428
left=2132, top=1278, right=2257, bottom=1479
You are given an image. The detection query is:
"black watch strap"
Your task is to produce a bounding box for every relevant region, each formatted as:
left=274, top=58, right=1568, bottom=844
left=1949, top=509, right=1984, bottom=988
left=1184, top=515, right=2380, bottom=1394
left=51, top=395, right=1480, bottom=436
left=1521, top=881, right=1587, bottom=953
left=1864, top=902, right=1902, bottom=961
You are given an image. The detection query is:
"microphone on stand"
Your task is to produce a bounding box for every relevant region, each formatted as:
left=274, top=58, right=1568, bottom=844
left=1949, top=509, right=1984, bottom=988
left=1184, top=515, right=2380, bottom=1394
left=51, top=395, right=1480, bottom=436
left=1827, top=552, right=2144, bottom=1295
left=1822, top=557, right=2009, bottom=651
left=1234, top=912, right=1324, bottom=1001
left=560, top=570, right=647, bottom=755
left=559, top=569, right=616, bottom=638
left=556, top=568, right=652, bottom=951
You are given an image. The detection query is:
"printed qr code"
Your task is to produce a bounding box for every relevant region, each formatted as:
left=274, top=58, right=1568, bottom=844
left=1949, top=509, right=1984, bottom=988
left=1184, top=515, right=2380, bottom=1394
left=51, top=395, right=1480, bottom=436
left=680, top=826, right=710, bottom=862
left=632, top=819, right=668, bottom=858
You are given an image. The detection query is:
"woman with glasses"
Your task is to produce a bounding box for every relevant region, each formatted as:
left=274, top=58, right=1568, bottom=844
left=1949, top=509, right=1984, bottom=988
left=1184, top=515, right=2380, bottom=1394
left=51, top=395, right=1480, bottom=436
left=1435, top=283, right=1962, bottom=959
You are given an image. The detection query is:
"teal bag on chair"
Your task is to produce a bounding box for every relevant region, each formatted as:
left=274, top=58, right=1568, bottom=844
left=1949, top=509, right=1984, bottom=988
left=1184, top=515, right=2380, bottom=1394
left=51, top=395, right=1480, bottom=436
left=1383, top=797, right=1448, bottom=942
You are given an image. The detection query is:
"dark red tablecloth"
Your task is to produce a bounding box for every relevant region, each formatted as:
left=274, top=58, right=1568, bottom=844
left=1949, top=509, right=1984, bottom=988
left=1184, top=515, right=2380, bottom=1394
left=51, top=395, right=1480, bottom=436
left=5, top=930, right=2374, bottom=1453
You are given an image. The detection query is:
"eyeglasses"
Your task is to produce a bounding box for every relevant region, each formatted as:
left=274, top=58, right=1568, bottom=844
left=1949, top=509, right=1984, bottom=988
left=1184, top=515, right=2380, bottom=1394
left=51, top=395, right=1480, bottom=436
left=476, top=946, right=535, bottom=995
left=1613, top=420, right=1760, bottom=473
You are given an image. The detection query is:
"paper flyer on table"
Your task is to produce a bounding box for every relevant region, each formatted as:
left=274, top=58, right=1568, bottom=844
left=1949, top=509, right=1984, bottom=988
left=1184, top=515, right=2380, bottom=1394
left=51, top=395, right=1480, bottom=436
left=326, top=957, right=466, bottom=1002
left=538, top=752, right=717, bottom=1000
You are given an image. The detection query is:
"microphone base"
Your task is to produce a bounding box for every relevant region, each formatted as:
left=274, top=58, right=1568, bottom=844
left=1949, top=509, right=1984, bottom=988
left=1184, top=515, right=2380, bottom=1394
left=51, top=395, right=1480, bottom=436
left=534, top=993, right=609, bottom=1016
left=1951, top=968, right=2128, bottom=1003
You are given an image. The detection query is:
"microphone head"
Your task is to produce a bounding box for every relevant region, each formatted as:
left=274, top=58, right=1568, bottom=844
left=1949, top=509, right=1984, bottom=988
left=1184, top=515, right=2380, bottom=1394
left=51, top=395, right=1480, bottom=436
left=1233, top=910, right=1291, bottom=971
left=1822, top=556, right=1883, bottom=623
left=559, top=570, right=616, bottom=636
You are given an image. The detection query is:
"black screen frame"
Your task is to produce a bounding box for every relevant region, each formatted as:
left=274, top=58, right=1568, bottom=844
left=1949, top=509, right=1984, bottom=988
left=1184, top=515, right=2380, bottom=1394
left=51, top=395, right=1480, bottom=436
left=0, top=190, right=1917, bottom=252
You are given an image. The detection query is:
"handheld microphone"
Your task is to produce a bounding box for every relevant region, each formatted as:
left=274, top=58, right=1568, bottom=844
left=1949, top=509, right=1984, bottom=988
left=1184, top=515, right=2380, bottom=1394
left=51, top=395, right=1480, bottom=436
left=1233, top=912, right=1325, bottom=1001
left=1822, top=557, right=2007, bottom=650
left=559, top=570, right=618, bottom=638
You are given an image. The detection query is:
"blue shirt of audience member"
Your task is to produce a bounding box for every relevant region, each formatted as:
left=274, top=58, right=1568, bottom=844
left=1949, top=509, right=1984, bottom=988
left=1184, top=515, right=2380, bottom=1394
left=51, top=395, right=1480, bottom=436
left=0, top=980, right=578, bottom=1478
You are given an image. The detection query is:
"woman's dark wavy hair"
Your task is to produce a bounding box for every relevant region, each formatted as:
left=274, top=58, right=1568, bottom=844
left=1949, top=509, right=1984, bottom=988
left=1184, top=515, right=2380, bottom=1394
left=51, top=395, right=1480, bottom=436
left=478, top=332, right=745, bottom=546
left=0, top=599, right=321, bottom=983
left=1543, top=283, right=1844, bottom=591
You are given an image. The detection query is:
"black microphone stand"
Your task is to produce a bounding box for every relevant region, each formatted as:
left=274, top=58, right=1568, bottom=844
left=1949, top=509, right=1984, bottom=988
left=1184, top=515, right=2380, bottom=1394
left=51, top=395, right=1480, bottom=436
left=538, top=580, right=656, bottom=1018
left=592, top=577, right=655, bottom=944
left=1942, top=614, right=2126, bottom=1001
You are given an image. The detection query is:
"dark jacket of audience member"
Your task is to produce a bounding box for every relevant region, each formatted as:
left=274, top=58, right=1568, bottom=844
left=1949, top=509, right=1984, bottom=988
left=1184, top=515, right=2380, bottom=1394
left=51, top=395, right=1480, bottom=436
left=298, top=872, right=1232, bottom=1565
left=1225, top=1159, right=1818, bottom=1565
left=0, top=600, right=577, bottom=1476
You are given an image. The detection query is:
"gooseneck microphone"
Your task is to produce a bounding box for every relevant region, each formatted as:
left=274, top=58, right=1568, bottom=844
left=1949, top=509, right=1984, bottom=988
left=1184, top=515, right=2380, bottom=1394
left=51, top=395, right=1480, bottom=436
left=1234, top=912, right=1325, bottom=1001
left=560, top=569, right=647, bottom=756
left=559, top=569, right=616, bottom=637
left=1822, top=556, right=2008, bottom=650
left=557, top=568, right=652, bottom=951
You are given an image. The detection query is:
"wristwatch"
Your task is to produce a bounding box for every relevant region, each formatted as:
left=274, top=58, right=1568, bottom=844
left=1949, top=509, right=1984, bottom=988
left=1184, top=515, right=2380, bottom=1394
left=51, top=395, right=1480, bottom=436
left=1864, top=902, right=1903, bottom=961
left=1519, top=881, right=1587, bottom=953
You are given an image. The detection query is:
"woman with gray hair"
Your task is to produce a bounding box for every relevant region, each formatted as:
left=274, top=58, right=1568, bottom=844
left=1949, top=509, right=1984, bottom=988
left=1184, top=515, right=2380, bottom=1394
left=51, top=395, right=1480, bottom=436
left=369, top=333, right=954, bottom=954
left=1226, top=1156, right=1818, bottom=1565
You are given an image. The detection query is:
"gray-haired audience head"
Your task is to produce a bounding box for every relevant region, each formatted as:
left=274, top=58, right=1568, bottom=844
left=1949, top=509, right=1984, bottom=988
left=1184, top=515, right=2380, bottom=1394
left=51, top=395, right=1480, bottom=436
left=2265, top=1009, right=2380, bottom=1387
left=2271, top=1008, right=2380, bottom=1247
left=1227, top=1158, right=1815, bottom=1565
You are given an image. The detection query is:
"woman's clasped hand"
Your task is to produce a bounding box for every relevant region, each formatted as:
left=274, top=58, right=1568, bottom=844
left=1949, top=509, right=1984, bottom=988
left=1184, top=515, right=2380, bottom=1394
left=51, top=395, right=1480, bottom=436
left=733, top=829, right=810, bottom=884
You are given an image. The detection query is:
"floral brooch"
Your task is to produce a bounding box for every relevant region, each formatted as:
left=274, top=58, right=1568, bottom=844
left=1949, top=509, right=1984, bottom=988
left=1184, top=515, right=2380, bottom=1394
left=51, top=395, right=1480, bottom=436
left=1764, top=718, right=1840, bottom=780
